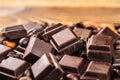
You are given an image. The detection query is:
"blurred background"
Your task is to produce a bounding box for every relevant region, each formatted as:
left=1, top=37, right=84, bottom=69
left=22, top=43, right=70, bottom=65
left=0, top=0, right=120, bottom=27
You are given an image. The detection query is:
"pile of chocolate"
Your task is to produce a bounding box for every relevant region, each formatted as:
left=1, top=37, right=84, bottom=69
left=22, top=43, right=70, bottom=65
left=0, top=21, right=120, bottom=80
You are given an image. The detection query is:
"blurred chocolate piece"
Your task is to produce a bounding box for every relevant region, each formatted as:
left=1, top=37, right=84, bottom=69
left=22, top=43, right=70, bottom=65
left=0, top=57, right=30, bottom=79
left=31, top=53, right=64, bottom=80
left=50, top=28, right=84, bottom=54
left=66, top=73, right=80, bottom=80
left=75, top=22, right=84, bottom=28
left=23, top=36, right=53, bottom=64
left=113, top=59, right=120, bottom=69
left=114, top=23, right=120, bottom=30
left=42, top=23, right=66, bottom=42
left=97, top=27, right=119, bottom=43
left=59, top=55, right=87, bottom=75
left=73, top=27, right=92, bottom=40
left=80, top=75, right=100, bottom=80
left=0, top=44, right=12, bottom=59
left=113, top=50, right=120, bottom=59
left=84, top=61, right=111, bottom=80
left=87, top=35, right=112, bottom=62
left=19, top=37, right=29, bottom=47
left=15, top=45, right=25, bottom=53
left=2, top=25, right=27, bottom=40
left=114, top=78, right=120, bottom=80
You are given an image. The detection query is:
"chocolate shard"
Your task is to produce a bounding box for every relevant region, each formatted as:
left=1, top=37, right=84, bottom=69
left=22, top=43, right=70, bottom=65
left=15, top=45, right=25, bottom=53
left=73, top=27, right=92, bottom=41
left=84, top=61, right=111, bottom=80
left=59, top=55, right=88, bottom=75
left=2, top=25, right=27, bottom=40
left=50, top=28, right=84, bottom=54
left=0, top=57, right=31, bottom=79
left=41, top=23, right=66, bottom=42
left=23, top=36, right=53, bottom=64
left=87, top=35, right=113, bottom=63
left=97, top=26, right=119, bottom=43
left=0, top=44, right=12, bottom=59
left=31, top=53, right=64, bottom=80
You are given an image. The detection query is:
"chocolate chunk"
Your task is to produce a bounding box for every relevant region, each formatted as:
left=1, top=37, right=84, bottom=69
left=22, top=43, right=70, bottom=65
left=42, top=23, right=66, bottom=42
left=73, top=27, right=92, bottom=40
left=19, top=37, right=29, bottom=47
left=114, top=23, right=120, bottom=30
left=66, top=73, right=80, bottom=80
left=50, top=28, right=84, bottom=54
left=0, top=44, right=12, bottom=59
left=87, top=35, right=112, bottom=62
left=80, top=75, right=100, bottom=80
left=0, top=57, right=30, bottom=79
left=113, top=50, right=120, bottom=59
left=31, top=53, right=64, bottom=80
left=84, top=61, right=111, bottom=80
left=97, top=27, right=119, bottom=43
left=23, top=36, right=53, bottom=64
left=2, top=25, right=27, bottom=40
left=113, top=59, right=120, bottom=69
left=59, top=55, right=87, bottom=75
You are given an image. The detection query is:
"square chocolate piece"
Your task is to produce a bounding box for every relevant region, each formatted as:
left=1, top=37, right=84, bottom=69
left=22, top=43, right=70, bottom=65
left=59, top=55, right=87, bottom=74
left=84, top=61, right=111, bottom=80
left=23, top=36, right=53, bottom=64
left=2, top=25, right=27, bottom=40
left=0, top=57, right=30, bottom=79
left=50, top=28, right=83, bottom=54
left=31, top=53, right=63, bottom=80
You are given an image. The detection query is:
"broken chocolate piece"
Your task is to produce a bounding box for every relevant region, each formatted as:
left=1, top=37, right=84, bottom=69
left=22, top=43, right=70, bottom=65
left=59, top=55, right=87, bottom=75
left=31, top=53, right=64, bottom=80
left=84, top=61, right=111, bottom=80
left=0, top=57, right=30, bottom=79
left=23, top=36, right=53, bottom=64
left=2, top=25, right=27, bottom=40
left=50, top=28, right=83, bottom=54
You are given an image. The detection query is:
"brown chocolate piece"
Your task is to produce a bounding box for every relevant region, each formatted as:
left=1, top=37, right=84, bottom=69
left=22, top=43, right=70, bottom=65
left=15, top=45, right=25, bottom=53
left=59, top=55, right=87, bottom=75
left=80, top=75, right=100, bottom=80
left=97, top=27, right=119, bottom=43
left=87, top=35, right=112, bottom=63
left=23, top=36, right=53, bottom=64
left=84, top=61, right=111, bottom=80
left=42, top=23, right=66, bottom=42
left=2, top=25, right=27, bottom=40
left=31, top=53, right=63, bottom=80
left=50, top=28, right=83, bottom=54
left=0, top=44, right=12, bottom=59
left=0, top=57, right=30, bottom=79
left=73, top=27, right=92, bottom=40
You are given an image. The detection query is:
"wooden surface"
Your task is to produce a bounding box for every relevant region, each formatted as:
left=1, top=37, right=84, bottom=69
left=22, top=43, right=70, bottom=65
left=0, top=0, right=120, bottom=28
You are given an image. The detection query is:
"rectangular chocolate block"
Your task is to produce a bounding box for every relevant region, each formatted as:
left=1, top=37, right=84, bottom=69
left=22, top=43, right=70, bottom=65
left=23, top=36, right=53, bottom=64
left=0, top=44, right=12, bottom=59
left=97, top=27, right=119, bottom=43
left=15, top=45, right=25, bottom=53
left=87, top=35, right=112, bottom=51
left=73, top=27, right=92, bottom=40
left=84, top=61, right=111, bottom=80
left=42, top=23, right=66, bottom=42
left=50, top=28, right=83, bottom=54
left=31, top=53, right=64, bottom=80
left=59, top=55, right=87, bottom=75
left=0, top=57, right=30, bottom=79
left=2, top=25, right=27, bottom=40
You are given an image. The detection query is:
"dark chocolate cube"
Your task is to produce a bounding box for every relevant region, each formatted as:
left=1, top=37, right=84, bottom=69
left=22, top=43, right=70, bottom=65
left=31, top=53, right=63, bottom=80
left=2, top=25, right=27, bottom=40
left=23, top=36, right=53, bottom=64
left=50, top=28, right=83, bottom=54
left=84, top=61, right=111, bottom=80
left=0, top=57, right=30, bottom=79
left=42, top=23, right=66, bottom=42
left=59, top=55, right=87, bottom=74
left=97, top=27, right=119, bottom=43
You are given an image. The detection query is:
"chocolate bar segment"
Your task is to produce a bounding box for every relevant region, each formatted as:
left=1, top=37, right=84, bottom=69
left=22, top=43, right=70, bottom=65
left=97, top=27, right=119, bottom=43
left=23, top=36, right=53, bottom=64
left=59, top=55, right=87, bottom=75
left=50, top=28, right=83, bottom=54
left=2, top=25, right=27, bottom=40
left=87, top=35, right=112, bottom=62
left=42, top=23, right=66, bottom=42
left=31, top=53, right=64, bottom=80
left=84, top=61, right=111, bottom=80
left=0, top=57, right=30, bottom=79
